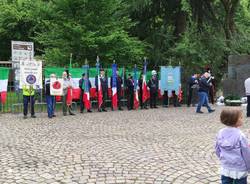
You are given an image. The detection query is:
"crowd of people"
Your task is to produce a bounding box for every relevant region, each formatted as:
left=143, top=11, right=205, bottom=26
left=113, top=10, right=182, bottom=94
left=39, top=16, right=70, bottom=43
left=21, top=68, right=218, bottom=119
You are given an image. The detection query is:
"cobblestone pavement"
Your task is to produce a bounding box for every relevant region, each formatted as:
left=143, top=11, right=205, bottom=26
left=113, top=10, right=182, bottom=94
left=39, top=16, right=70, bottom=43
left=0, top=106, right=249, bottom=184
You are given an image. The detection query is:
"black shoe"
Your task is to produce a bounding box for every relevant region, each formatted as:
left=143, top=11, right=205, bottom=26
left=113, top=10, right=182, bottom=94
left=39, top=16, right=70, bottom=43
left=102, top=109, right=107, bottom=112
left=48, top=116, right=53, bottom=119
left=144, top=107, right=148, bottom=109
left=69, top=113, right=75, bottom=116
left=23, top=116, right=28, bottom=119
left=154, top=106, right=158, bottom=108
left=87, top=110, right=92, bottom=113
left=80, top=111, right=83, bottom=113
left=52, top=114, right=56, bottom=117
left=118, top=108, right=123, bottom=111
left=196, top=111, right=204, bottom=114
left=31, top=115, right=36, bottom=118
left=209, top=109, right=215, bottom=113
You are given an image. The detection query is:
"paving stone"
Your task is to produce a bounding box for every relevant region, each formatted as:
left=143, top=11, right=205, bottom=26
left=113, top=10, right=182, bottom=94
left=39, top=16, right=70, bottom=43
left=0, top=106, right=234, bottom=183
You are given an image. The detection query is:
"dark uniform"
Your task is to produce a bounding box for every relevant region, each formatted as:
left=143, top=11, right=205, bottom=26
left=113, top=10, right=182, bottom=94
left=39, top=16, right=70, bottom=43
left=22, top=85, right=36, bottom=119
left=79, top=75, right=92, bottom=113
left=138, top=75, right=147, bottom=109
left=110, top=75, right=123, bottom=110
left=126, top=76, right=134, bottom=110
left=95, top=75, right=108, bottom=111
left=147, top=77, right=159, bottom=108
left=187, top=75, right=198, bottom=107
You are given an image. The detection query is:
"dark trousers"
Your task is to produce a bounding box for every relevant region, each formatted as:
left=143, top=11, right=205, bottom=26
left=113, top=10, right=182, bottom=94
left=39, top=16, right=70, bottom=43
left=173, top=94, right=180, bottom=107
left=196, top=92, right=212, bottom=112
left=23, top=95, right=35, bottom=116
left=62, top=95, right=73, bottom=115
left=163, top=91, right=168, bottom=107
left=247, top=96, right=250, bottom=117
left=46, top=95, right=55, bottom=118
left=127, top=90, right=134, bottom=110
left=221, top=175, right=247, bottom=184
left=100, top=90, right=107, bottom=110
left=80, top=90, right=84, bottom=112
left=187, top=88, right=193, bottom=106
left=150, top=91, right=157, bottom=108
left=209, top=86, right=215, bottom=104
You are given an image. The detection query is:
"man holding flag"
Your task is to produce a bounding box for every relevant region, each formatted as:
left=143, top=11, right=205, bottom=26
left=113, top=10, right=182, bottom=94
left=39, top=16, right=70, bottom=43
left=111, top=64, right=123, bottom=111
left=147, top=70, right=159, bottom=108
left=133, top=65, right=139, bottom=109
left=139, top=59, right=149, bottom=109
left=62, top=71, right=75, bottom=116
left=139, top=73, right=148, bottom=109
left=95, top=57, right=108, bottom=112
left=79, top=73, right=92, bottom=113
left=126, top=74, right=134, bottom=110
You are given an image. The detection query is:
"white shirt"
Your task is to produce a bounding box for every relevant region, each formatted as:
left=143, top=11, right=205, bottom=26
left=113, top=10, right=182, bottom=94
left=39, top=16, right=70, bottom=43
left=221, top=167, right=248, bottom=179
left=245, top=78, right=250, bottom=96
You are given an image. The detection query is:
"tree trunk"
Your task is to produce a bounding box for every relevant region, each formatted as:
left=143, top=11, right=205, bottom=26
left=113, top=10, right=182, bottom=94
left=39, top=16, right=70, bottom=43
left=221, top=0, right=239, bottom=39
left=174, top=0, right=187, bottom=38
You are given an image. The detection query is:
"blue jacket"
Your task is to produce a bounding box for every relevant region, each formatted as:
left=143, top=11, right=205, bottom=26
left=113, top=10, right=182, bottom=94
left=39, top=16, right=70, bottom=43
left=198, top=77, right=210, bottom=93
left=79, top=78, right=92, bottom=91
left=110, top=76, right=123, bottom=91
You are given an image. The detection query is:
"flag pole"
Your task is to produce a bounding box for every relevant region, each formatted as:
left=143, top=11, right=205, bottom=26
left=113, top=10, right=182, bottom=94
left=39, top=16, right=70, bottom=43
left=70, top=53, right=73, bottom=69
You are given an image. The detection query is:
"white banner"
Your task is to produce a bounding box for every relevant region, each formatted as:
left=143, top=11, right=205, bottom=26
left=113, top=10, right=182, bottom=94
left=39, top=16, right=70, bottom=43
left=50, top=78, right=63, bottom=96
left=19, top=60, right=43, bottom=89
left=11, top=41, right=34, bottom=62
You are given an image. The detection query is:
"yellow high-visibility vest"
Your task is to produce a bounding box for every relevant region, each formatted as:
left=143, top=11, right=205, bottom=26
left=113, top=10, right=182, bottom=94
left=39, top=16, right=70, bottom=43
left=22, top=85, right=35, bottom=96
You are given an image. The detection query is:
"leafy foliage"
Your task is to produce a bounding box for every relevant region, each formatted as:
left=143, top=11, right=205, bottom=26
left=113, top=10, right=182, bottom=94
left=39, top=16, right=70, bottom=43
left=0, top=0, right=250, bottom=83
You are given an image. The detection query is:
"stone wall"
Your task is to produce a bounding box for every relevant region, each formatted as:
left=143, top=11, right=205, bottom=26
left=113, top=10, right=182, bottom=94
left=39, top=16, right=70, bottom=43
left=223, top=55, right=250, bottom=97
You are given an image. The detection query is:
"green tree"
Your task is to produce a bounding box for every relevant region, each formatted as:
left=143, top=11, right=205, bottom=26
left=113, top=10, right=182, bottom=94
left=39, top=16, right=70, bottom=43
left=34, top=0, right=145, bottom=67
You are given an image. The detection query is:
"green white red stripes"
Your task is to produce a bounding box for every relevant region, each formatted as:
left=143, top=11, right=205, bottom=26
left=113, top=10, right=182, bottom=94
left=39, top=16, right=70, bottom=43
left=0, top=68, right=9, bottom=104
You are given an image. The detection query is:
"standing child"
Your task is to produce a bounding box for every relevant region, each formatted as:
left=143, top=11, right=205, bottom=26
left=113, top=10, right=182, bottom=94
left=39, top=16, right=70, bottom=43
left=215, top=109, right=250, bottom=184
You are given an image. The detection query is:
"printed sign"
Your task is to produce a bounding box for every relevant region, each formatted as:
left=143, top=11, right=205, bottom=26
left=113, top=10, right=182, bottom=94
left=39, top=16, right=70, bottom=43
left=11, top=41, right=34, bottom=62
left=19, top=60, right=42, bottom=89
left=50, top=78, right=63, bottom=96
left=160, top=66, right=181, bottom=96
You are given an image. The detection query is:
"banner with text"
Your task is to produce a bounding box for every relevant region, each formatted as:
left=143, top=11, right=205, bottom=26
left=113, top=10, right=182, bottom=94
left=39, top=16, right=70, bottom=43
left=19, top=60, right=43, bottom=89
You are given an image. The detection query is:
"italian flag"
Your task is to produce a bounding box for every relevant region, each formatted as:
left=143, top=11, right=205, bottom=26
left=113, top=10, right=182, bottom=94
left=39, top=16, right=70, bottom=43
left=83, top=65, right=91, bottom=110
left=111, top=63, right=118, bottom=110
left=44, top=67, right=160, bottom=101
left=0, top=68, right=9, bottom=104
left=142, top=63, right=149, bottom=103
left=133, top=66, right=139, bottom=109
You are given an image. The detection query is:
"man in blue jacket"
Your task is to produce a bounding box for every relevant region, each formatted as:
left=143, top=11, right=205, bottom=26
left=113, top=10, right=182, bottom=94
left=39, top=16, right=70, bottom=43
left=79, top=73, right=92, bottom=113
left=196, top=72, right=215, bottom=113
left=110, top=70, right=123, bottom=110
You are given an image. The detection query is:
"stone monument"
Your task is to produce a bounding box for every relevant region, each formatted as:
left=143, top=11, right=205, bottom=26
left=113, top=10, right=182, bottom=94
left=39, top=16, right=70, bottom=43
left=223, top=55, right=250, bottom=97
